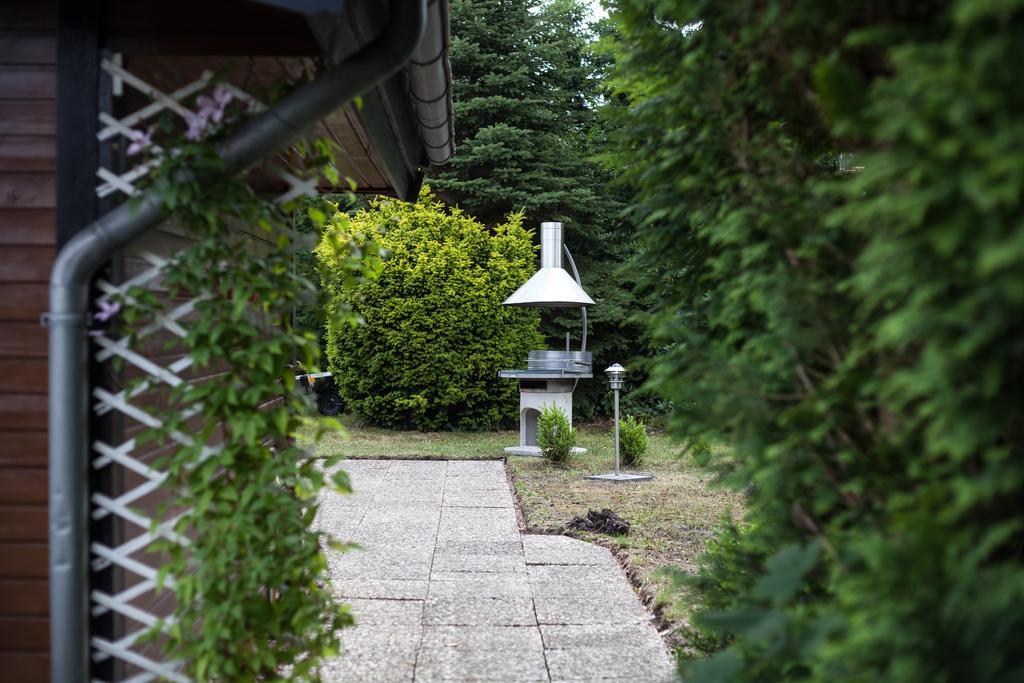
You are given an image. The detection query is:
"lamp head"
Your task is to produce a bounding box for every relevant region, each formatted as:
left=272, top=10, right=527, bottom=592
left=605, top=363, right=626, bottom=389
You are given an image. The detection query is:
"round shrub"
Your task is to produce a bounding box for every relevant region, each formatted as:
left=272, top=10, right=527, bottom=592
left=617, top=415, right=648, bottom=467
left=538, top=405, right=577, bottom=464
left=316, top=189, right=542, bottom=430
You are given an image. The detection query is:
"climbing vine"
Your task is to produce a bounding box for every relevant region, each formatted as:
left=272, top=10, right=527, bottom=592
left=103, top=79, right=374, bottom=680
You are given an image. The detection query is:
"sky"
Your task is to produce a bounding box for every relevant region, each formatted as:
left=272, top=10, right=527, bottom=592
left=586, top=0, right=608, bottom=21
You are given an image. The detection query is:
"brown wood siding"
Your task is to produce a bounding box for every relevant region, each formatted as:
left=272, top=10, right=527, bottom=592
left=0, top=2, right=56, bottom=675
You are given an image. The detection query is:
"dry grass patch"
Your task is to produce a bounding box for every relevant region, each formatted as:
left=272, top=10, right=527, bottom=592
left=505, top=442, right=741, bottom=647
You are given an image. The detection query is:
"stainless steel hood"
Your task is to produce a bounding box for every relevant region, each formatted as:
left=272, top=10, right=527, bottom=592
left=503, top=222, right=595, bottom=307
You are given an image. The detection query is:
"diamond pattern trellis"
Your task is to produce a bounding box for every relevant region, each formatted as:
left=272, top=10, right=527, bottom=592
left=89, top=249, right=195, bottom=683
left=87, top=58, right=320, bottom=682
left=95, top=57, right=314, bottom=205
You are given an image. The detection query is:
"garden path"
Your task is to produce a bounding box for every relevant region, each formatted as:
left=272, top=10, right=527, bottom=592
left=315, top=459, right=676, bottom=682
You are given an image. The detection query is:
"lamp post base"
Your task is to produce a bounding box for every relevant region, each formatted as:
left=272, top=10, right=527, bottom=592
left=583, top=472, right=654, bottom=483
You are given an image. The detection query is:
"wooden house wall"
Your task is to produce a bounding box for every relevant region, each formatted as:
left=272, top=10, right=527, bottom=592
left=0, top=2, right=57, bottom=681
left=0, top=1, right=412, bottom=678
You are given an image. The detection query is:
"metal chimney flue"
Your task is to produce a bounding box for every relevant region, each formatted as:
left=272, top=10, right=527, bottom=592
left=502, top=222, right=595, bottom=308
left=540, top=221, right=563, bottom=269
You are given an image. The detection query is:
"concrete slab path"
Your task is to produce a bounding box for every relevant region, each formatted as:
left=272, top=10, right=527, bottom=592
left=315, top=459, right=676, bottom=682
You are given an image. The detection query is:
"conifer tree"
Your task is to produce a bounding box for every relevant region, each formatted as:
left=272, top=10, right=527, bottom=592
left=434, top=0, right=652, bottom=417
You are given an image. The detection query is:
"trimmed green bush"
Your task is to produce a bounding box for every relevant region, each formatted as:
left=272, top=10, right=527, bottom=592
left=538, top=405, right=576, bottom=464
left=316, top=189, right=542, bottom=430
left=606, top=1, right=1024, bottom=681
left=617, top=415, right=648, bottom=467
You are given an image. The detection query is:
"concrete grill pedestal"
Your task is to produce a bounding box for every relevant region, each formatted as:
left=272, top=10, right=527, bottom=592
left=500, top=351, right=591, bottom=457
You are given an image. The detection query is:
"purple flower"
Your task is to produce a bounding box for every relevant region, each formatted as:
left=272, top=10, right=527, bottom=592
left=126, top=127, right=154, bottom=156
left=94, top=300, right=121, bottom=322
left=213, top=85, right=233, bottom=109
left=186, top=112, right=208, bottom=141
left=195, top=85, right=233, bottom=126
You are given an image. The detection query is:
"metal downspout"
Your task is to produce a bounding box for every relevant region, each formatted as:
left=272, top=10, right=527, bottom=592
left=46, top=2, right=428, bottom=680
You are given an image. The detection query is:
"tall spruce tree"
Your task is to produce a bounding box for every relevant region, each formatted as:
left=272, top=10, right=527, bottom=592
left=435, top=0, right=652, bottom=418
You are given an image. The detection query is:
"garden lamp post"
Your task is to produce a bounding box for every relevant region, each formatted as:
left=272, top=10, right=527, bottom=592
left=584, top=362, right=653, bottom=483
left=607, top=363, right=626, bottom=473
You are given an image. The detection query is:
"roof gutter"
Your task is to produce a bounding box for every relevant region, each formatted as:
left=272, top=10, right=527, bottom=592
left=407, top=0, right=455, bottom=165
left=46, top=2, right=427, bottom=680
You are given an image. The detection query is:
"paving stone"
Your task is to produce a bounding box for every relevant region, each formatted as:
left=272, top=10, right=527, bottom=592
left=341, top=460, right=392, bottom=471
left=522, top=535, right=617, bottom=566
left=442, top=479, right=509, bottom=493
left=415, top=626, right=548, bottom=682
left=431, top=553, right=527, bottom=574
left=544, top=645, right=676, bottom=682
left=314, top=508, right=366, bottom=538
left=315, top=494, right=367, bottom=521
left=355, top=515, right=439, bottom=535
left=423, top=597, right=537, bottom=626
left=388, top=460, right=448, bottom=472
left=347, top=543, right=437, bottom=563
left=430, top=569, right=530, bottom=583
left=415, top=647, right=548, bottom=682
left=440, top=505, right=518, bottom=527
left=528, top=564, right=636, bottom=598
left=352, top=523, right=438, bottom=545
left=435, top=539, right=523, bottom=556
left=540, top=623, right=665, bottom=650
left=323, top=624, right=419, bottom=683
left=367, top=499, right=444, bottom=513
left=428, top=574, right=532, bottom=598
left=437, top=508, right=519, bottom=542
left=330, top=555, right=433, bottom=580
left=442, top=489, right=514, bottom=508
left=333, top=579, right=428, bottom=600
left=345, top=598, right=425, bottom=625
left=533, top=596, right=650, bottom=625
left=446, top=462, right=505, bottom=473
left=373, top=491, right=446, bottom=505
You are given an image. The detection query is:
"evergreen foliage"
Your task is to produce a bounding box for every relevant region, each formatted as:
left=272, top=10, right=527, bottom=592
left=605, top=0, right=1024, bottom=680
left=434, top=0, right=651, bottom=418
left=538, top=404, right=577, bottom=464
left=317, top=190, right=543, bottom=430
left=293, top=194, right=357, bottom=345
left=618, top=415, right=648, bottom=467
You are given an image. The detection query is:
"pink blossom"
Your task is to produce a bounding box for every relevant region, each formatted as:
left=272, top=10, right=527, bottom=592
left=126, top=126, right=154, bottom=156
left=213, top=85, right=233, bottom=109
left=94, top=300, right=121, bottom=322
left=186, top=112, right=208, bottom=141
left=186, top=86, right=234, bottom=140
left=196, top=85, right=233, bottom=126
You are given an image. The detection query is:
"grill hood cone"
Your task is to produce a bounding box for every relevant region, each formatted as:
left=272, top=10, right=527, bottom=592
left=502, top=267, right=595, bottom=307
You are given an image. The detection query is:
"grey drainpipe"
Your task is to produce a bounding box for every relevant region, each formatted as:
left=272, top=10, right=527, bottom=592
left=47, top=2, right=427, bottom=680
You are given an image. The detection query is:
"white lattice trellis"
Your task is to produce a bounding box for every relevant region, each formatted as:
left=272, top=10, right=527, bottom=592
left=96, top=58, right=316, bottom=205
left=88, top=58, right=318, bottom=683
left=89, top=249, right=194, bottom=683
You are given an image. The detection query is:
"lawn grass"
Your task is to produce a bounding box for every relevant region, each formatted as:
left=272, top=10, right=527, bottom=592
left=301, top=414, right=743, bottom=650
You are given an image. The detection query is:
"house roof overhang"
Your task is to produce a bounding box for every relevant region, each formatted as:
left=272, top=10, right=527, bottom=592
left=103, top=0, right=454, bottom=200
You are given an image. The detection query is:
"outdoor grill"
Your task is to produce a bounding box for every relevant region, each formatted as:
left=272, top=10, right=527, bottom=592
left=500, top=222, right=594, bottom=456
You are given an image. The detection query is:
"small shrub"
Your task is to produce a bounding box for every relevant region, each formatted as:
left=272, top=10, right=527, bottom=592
left=688, top=438, right=713, bottom=466
left=538, top=405, right=576, bottom=464
left=618, top=415, right=649, bottom=467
